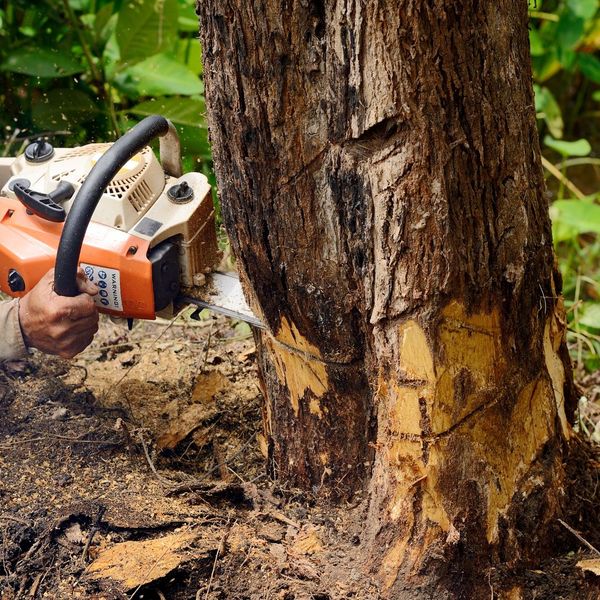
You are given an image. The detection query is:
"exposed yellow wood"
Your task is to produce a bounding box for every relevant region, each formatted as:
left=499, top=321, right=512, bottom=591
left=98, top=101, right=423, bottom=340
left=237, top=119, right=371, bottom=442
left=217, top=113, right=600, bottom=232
left=387, top=440, right=429, bottom=520
left=275, top=316, right=323, bottom=357
left=398, top=320, right=435, bottom=381
left=393, top=305, right=508, bottom=435
left=268, top=317, right=329, bottom=416
left=381, top=531, right=411, bottom=591
left=381, top=438, right=450, bottom=589
left=292, top=526, right=323, bottom=555
left=257, top=433, right=269, bottom=459
left=501, top=587, right=524, bottom=600
left=381, top=517, right=441, bottom=591
left=379, top=299, right=568, bottom=568
left=442, top=299, right=501, bottom=331
left=86, top=529, right=199, bottom=589
left=469, top=376, right=555, bottom=541
left=434, top=302, right=505, bottom=433
left=309, top=398, right=324, bottom=418
left=388, top=385, right=428, bottom=436
left=577, top=558, right=600, bottom=576
left=544, top=298, right=571, bottom=438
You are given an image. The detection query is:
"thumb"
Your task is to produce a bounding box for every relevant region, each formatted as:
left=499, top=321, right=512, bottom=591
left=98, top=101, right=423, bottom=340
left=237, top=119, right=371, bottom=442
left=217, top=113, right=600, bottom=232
left=76, top=268, right=99, bottom=296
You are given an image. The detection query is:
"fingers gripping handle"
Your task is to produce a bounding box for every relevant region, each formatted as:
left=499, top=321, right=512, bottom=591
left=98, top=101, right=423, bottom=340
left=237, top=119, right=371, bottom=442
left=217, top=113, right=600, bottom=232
left=54, top=115, right=175, bottom=297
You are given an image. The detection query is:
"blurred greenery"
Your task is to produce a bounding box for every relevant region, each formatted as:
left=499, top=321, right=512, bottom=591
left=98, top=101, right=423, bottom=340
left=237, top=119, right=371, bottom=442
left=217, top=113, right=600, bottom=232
left=0, top=0, right=598, bottom=372
left=530, top=0, right=600, bottom=373
left=0, top=0, right=212, bottom=180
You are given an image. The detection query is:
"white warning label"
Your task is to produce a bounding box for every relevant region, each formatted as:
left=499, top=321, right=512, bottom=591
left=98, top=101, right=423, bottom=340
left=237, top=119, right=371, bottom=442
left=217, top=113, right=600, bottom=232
left=80, top=263, right=123, bottom=312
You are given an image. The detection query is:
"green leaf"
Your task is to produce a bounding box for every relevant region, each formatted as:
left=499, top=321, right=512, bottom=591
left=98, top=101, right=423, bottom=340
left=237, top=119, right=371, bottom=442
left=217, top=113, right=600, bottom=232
left=551, top=218, right=580, bottom=243
left=567, top=0, right=598, bottom=20
left=584, top=355, right=600, bottom=372
left=31, top=89, right=99, bottom=129
left=593, top=90, right=600, bottom=102
left=18, top=25, right=36, bottom=37
left=94, top=3, right=117, bottom=44
left=534, top=85, right=564, bottom=138
left=580, top=302, right=600, bottom=330
left=130, top=97, right=211, bottom=159
left=557, top=46, right=577, bottom=70
left=177, top=1, right=199, bottom=32
left=116, top=0, right=178, bottom=67
left=175, top=37, right=202, bottom=75
left=532, top=49, right=563, bottom=82
left=543, top=135, right=592, bottom=157
left=550, top=199, right=600, bottom=236
left=529, top=28, right=546, bottom=57
left=0, top=47, right=84, bottom=78
left=234, top=321, right=252, bottom=336
left=116, top=53, right=203, bottom=96
left=578, top=53, right=600, bottom=83
left=103, top=31, right=121, bottom=73
left=178, top=124, right=211, bottom=159
left=556, top=10, right=585, bottom=50
left=129, top=96, right=206, bottom=127
left=69, top=0, right=91, bottom=9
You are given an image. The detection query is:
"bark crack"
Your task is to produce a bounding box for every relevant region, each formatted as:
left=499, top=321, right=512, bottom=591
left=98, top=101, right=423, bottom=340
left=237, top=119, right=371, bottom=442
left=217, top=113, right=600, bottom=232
left=441, top=319, right=500, bottom=336
left=387, top=395, right=500, bottom=445
left=270, top=144, right=330, bottom=199
left=431, top=395, right=499, bottom=441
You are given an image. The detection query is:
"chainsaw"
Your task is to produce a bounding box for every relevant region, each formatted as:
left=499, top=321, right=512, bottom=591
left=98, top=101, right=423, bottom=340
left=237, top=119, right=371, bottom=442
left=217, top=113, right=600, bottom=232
left=0, top=115, right=263, bottom=328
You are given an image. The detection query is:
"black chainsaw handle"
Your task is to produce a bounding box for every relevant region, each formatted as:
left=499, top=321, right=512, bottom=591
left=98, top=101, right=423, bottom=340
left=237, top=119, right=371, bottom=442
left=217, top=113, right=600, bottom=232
left=54, top=115, right=177, bottom=297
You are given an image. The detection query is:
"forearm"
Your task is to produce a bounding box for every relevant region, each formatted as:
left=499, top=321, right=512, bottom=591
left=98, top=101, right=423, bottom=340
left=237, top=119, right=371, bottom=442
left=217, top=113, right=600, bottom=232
left=0, top=299, right=28, bottom=361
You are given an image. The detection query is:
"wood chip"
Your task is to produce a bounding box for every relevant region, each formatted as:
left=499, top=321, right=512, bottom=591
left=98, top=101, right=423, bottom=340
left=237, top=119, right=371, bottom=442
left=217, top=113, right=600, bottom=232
left=577, top=558, right=600, bottom=576
left=156, top=371, right=226, bottom=449
left=292, top=526, right=323, bottom=555
left=236, top=348, right=256, bottom=362
left=86, top=529, right=199, bottom=590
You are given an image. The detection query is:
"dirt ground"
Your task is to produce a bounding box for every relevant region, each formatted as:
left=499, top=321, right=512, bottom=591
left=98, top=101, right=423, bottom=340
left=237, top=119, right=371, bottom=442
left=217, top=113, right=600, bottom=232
left=0, top=312, right=599, bottom=599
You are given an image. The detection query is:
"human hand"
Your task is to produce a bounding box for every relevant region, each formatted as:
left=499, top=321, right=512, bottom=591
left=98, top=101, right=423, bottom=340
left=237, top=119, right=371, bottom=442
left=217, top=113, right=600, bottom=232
left=18, top=268, right=99, bottom=358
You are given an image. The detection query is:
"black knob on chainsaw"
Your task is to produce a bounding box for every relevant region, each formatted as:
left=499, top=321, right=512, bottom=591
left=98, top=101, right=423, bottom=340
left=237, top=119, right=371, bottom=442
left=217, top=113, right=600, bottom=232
left=167, top=181, right=194, bottom=203
left=12, top=180, right=75, bottom=223
left=7, top=269, right=25, bottom=293
left=24, top=139, right=54, bottom=163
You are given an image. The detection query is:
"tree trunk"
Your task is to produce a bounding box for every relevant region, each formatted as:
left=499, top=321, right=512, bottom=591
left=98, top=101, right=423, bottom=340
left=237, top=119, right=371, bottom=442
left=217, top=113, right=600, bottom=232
left=197, top=1, right=576, bottom=596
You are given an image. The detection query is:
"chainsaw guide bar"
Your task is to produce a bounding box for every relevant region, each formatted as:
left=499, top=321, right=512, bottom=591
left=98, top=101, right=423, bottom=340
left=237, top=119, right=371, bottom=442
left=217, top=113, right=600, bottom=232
left=178, top=272, right=265, bottom=329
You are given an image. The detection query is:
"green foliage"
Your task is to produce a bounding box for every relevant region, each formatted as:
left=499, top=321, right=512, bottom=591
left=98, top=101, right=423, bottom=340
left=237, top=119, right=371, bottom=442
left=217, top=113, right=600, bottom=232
left=550, top=198, right=600, bottom=240
left=543, top=135, right=592, bottom=156
left=534, top=83, right=564, bottom=137
left=115, top=0, right=179, bottom=67
left=530, top=1, right=600, bottom=373
left=1, top=46, right=84, bottom=77
left=0, top=0, right=209, bottom=174
left=115, top=53, right=204, bottom=97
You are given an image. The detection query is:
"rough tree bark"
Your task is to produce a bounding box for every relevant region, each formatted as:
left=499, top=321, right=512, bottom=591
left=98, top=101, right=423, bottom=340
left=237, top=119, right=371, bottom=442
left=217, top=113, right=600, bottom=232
left=197, top=1, right=576, bottom=596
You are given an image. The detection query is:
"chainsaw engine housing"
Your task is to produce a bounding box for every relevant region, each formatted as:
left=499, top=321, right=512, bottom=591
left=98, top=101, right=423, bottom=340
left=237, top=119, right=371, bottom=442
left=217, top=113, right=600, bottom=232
left=0, top=137, right=219, bottom=319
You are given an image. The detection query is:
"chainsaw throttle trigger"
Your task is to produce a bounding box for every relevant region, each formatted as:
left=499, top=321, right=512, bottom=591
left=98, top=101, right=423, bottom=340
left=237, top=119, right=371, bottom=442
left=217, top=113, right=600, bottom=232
left=12, top=180, right=75, bottom=223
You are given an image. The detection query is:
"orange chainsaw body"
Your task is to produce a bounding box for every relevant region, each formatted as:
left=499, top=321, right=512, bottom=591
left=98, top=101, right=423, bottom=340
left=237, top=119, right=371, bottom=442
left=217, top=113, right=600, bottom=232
left=0, top=195, right=155, bottom=318
left=0, top=126, right=219, bottom=321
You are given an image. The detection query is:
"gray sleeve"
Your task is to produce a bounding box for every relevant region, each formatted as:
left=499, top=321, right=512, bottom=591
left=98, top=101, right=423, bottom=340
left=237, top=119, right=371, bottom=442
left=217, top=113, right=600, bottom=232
left=0, top=299, right=28, bottom=361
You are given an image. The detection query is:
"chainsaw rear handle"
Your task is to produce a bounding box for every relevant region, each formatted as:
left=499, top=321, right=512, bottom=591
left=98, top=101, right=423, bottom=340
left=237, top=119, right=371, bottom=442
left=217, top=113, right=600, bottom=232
left=54, top=115, right=181, bottom=297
